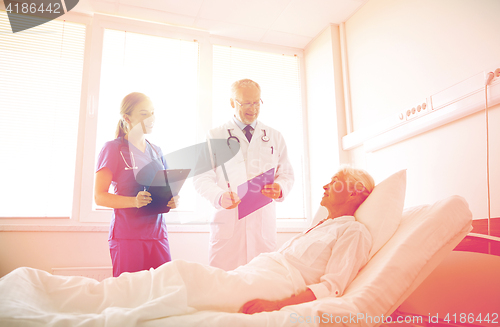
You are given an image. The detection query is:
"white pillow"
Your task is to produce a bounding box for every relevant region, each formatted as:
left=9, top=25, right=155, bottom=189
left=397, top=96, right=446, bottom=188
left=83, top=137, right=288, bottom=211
left=354, top=169, right=407, bottom=259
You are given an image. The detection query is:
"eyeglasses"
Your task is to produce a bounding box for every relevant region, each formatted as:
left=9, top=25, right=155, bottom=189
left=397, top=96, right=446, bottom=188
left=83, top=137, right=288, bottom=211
left=235, top=98, right=263, bottom=109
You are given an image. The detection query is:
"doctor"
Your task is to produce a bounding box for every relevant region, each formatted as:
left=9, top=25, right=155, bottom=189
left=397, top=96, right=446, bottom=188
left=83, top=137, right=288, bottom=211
left=194, top=79, right=294, bottom=271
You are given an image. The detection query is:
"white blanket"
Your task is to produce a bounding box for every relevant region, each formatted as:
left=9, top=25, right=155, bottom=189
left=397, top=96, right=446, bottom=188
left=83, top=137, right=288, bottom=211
left=0, top=252, right=307, bottom=327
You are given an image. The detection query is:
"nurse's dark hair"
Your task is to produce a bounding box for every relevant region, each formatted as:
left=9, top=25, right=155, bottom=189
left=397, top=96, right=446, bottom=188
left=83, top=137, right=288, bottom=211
left=115, top=92, right=151, bottom=138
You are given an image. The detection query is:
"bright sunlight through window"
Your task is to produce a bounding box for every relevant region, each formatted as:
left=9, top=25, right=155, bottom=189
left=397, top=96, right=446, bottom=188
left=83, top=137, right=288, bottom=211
left=95, top=29, right=200, bottom=214
left=0, top=12, right=85, bottom=217
left=212, top=45, right=306, bottom=219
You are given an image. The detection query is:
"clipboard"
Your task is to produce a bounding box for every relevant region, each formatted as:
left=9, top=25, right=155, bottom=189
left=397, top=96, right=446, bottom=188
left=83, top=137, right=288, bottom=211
left=237, top=168, right=275, bottom=219
left=136, top=169, right=191, bottom=216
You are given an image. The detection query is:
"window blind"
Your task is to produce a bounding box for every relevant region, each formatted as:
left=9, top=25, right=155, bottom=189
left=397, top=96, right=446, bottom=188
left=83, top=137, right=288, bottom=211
left=0, top=11, right=85, bottom=217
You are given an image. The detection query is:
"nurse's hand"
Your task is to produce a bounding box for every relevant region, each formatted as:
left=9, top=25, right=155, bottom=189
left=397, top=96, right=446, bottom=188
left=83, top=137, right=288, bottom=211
left=220, top=192, right=241, bottom=209
left=167, top=195, right=180, bottom=209
left=261, top=183, right=282, bottom=199
left=135, top=191, right=152, bottom=208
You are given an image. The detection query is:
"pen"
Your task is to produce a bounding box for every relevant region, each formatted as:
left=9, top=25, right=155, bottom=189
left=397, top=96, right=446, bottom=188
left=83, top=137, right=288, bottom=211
left=215, top=152, right=235, bottom=205
left=221, top=164, right=235, bottom=204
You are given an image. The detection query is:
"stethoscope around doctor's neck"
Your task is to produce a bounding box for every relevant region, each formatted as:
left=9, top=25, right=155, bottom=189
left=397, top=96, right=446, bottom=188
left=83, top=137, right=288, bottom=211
left=226, top=128, right=270, bottom=148
left=119, top=137, right=163, bottom=171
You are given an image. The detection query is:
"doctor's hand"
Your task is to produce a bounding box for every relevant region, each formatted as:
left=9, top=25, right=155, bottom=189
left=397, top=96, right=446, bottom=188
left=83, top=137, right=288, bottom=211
left=239, top=299, right=280, bottom=314
left=135, top=191, right=152, bottom=208
left=261, top=183, right=282, bottom=199
left=219, top=192, right=241, bottom=209
left=167, top=195, right=180, bottom=209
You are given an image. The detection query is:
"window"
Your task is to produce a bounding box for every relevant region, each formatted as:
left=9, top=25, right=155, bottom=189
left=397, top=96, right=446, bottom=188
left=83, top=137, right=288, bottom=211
left=1, top=12, right=309, bottom=228
left=0, top=11, right=86, bottom=217
left=79, top=16, right=209, bottom=224
left=96, top=29, right=200, bottom=212
left=212, top=45, right=306, bottom=220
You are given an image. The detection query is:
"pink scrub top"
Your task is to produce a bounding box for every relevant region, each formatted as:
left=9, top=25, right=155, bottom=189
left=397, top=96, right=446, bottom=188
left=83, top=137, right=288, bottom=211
left=96, top=137, right=169, bottom=241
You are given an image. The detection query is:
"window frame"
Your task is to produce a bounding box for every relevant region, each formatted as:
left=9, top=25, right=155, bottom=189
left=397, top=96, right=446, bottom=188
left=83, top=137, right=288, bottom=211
left=78, top=14, right=213, bottom=226
left=209, top=40, right=312, bottom=228
left=0, top=11, right=312, bottom=232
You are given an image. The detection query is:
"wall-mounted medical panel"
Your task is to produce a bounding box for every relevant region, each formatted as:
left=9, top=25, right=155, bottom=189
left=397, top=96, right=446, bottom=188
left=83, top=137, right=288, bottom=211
left=342, top=68, right=500, bottom=153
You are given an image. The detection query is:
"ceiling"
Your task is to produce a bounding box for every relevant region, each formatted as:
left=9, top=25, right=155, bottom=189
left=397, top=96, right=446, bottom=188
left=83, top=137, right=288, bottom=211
left=74, top=0, right=369, bottom=49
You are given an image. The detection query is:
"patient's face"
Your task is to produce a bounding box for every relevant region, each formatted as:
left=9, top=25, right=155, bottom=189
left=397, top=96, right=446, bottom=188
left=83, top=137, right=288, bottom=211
left=320, top=173, right=351, bottom=209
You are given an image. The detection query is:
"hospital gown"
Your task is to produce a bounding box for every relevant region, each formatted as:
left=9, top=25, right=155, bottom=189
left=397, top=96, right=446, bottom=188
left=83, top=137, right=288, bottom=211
left=279, top=215, right=372, bottom=299
left=0, top=216, right=372, bottom=326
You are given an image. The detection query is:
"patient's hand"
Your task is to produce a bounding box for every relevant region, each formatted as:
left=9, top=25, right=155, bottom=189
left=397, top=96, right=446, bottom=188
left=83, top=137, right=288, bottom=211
left=239, top=299, right=279, bottom=314
left=240, top=289, right=316, bottom=315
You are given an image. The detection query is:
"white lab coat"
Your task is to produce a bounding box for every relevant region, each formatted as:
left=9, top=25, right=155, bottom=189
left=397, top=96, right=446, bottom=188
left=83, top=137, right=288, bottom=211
left=194, top=119, right=294, bottom=271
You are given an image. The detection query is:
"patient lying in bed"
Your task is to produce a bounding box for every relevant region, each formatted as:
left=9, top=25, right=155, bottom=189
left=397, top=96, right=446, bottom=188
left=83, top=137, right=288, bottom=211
left=0, top=167, right=375, bottom=325
left=239, top=166, right=374, bottom=314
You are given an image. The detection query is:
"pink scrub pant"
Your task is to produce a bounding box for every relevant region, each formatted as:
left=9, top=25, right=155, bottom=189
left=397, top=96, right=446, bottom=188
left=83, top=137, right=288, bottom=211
left=109, top=238, right=171, bottom=277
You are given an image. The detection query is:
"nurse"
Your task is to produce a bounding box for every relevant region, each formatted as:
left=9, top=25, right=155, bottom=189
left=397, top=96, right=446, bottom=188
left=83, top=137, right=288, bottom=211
left=94, top=92, right=177, bottom=277
left=194, top=79, right=295, bottom=271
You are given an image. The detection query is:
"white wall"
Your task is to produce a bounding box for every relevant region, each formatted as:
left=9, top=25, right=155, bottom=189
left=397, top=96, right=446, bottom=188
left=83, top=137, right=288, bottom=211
left=0, top=230, right=297, bottom=277
left=346, top=0, right=500, bottom=131
left=0, top=232, right=112, bottom=277
left=344, top=0, right=500, bottom=219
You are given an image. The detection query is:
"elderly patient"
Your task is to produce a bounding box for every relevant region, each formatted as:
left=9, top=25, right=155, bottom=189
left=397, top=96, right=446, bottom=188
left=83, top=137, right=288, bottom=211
left=240, top=166, right=374, bottom=314
left=0, top=167, right=375, bottom=324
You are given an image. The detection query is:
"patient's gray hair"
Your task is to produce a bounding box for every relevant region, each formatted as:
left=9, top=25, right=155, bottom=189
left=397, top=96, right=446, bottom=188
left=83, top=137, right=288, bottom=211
left=338, top=165, right=375, bottom=195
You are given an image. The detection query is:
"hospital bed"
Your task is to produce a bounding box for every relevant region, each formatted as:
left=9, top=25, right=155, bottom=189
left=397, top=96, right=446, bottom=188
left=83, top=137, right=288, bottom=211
left=0, top=170, right=473, bottom=327
left=392, top=232, right=500, bottom=327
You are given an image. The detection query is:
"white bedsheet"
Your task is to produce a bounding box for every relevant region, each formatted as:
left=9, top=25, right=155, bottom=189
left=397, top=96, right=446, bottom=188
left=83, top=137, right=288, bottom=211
left=0, top=196, right=472, bottom=327
left=0, top=252, right=308, bottom=326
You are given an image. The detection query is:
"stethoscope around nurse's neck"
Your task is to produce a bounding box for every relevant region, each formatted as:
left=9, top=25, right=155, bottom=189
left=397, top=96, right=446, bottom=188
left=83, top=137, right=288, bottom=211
left=119, top=137, right=162, bottom=171
left=226, top=128, right=269, bottom=148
